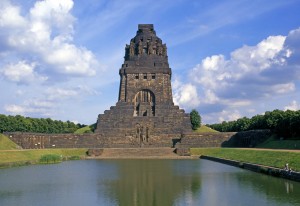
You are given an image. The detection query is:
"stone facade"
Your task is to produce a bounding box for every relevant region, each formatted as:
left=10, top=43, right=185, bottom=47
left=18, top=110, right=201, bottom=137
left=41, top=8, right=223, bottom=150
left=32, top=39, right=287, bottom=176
left=95, top=24, right=192, bottom=146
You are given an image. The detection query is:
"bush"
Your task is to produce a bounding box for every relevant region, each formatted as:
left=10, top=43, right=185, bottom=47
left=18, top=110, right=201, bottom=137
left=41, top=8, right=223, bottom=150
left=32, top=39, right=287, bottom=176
left=39, top=154, right=62, bottom=164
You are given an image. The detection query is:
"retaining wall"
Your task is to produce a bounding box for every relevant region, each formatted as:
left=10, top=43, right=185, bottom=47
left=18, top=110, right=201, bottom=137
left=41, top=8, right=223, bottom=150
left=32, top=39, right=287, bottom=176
left=5, top=129, right=271, bottom=149
left=201, top=155, right=300, bottom=182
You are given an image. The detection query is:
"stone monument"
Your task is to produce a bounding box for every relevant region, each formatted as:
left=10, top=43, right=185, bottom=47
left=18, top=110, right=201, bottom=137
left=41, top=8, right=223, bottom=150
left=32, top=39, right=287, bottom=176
left=95, top=24, right=192, bottom=147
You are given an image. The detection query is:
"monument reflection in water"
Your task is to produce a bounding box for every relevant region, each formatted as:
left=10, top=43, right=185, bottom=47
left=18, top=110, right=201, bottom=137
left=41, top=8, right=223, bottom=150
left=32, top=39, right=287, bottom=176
left=105, top=160, right=201, bottom=205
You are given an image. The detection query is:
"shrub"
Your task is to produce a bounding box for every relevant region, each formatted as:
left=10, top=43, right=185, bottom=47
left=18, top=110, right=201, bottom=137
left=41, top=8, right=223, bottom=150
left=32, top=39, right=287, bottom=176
left=39, top=154, right=62, bottom=164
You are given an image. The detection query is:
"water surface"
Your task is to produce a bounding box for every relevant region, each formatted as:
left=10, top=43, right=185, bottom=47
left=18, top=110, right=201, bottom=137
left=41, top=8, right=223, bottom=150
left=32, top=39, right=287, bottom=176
left=0, top=159, right=299, bottom=206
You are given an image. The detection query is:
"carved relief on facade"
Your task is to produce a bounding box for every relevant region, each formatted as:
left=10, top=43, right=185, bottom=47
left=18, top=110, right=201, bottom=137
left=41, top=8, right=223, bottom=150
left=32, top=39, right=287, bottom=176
left=138, top=39, right=143, bottom=55
left=147, top=41, right=154, bottom=55
left=124, top=37, right=167, bottom=59
left=135, top=123, right=151, bottom=146
left=129, top=41, right=135, bottom=56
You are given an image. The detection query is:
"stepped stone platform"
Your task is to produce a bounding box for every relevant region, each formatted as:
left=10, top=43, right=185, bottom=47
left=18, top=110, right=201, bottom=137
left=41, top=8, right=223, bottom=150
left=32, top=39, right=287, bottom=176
left=86, top=148, right=196, bottom=159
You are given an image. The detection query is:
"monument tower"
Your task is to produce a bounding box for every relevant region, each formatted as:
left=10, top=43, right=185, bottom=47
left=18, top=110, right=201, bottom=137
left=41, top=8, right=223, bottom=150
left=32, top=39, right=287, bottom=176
left=95, top=24, right=191, bottom=147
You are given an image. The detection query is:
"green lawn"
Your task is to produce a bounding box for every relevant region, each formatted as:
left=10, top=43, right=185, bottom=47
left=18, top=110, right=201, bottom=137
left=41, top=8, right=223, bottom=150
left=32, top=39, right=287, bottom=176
left=191, top=148, right=300, bottom=171
left=194, top=125, right=219, bottom=133
left=257, top=137, right=300, bottom=149
left=0, top=148, right=87, bottom=168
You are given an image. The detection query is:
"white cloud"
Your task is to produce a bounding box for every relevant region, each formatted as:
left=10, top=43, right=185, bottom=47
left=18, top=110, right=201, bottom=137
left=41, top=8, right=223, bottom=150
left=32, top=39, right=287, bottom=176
left=0, top=1, right=26, bottom=28
left=218, top=110, right=242, bottom=122
left=3, top=84, right=97, bottom=118
left=187, top=27, right=300, bottom=123
left=284, top=100, right=299, bottom=111
left=4, top=99, right=56, bottom=117
left=223, top=100, right=252, bottom=107
left=173, top=78, right=200, bottom=108
left=4, top=104, right=26, bottom=114
left=46, top=88, right=79, bottom=100
left=46, top=85, right=98, bottom=100
left=0, top=0, right=98, bottom=80
left=268, top=83, right=295, bottom=94
left=190, top=32, right=298, bottom=103
left=204, top=90, right=219, bottom=104
left=1, top=61, right=47, bottom=84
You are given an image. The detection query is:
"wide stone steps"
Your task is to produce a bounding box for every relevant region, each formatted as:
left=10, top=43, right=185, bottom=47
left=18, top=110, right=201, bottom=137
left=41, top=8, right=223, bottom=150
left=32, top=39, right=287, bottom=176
left=97, top=147, right=182, bottom=159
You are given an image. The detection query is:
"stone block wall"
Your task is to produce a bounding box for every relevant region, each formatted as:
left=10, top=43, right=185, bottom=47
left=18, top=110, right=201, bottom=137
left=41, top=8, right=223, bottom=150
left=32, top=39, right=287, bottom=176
left=5, top=132, right=178, bottom=149
left=5, top=133, right=105, bottom=149
left=5, top=130, right=271, bottom=149
left=176, top=132, right=236, bottom=148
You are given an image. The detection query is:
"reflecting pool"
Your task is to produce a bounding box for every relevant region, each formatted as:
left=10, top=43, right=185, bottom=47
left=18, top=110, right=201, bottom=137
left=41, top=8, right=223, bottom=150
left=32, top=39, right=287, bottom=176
left=0, top=159, right=299, bottom=206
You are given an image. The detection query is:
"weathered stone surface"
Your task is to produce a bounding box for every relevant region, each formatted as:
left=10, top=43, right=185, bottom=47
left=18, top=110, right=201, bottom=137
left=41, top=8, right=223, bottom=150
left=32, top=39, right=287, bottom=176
left=5, top=130, right=271, bottom=150
left=176, top=132, right=236, bottom=148
left=87, top=148, right=103, bottom=156
left=95, top=24, right=192, bottom=146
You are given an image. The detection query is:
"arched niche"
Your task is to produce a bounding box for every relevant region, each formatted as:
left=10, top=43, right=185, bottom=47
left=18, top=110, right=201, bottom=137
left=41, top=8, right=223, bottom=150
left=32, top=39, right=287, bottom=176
left=133, top=89, right=155, bottom=116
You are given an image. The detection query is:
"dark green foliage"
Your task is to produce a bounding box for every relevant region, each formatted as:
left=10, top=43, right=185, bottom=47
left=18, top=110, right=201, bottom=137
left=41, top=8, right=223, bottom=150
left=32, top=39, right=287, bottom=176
left=89, top=123, right=97, bottom=132
left=39, top=154, right=62, bottom=164
left=207, top=109, right=300, bottom=139
left=0, top=114, right=85, bottom=134
left=190, top=109, right=201, bottom=130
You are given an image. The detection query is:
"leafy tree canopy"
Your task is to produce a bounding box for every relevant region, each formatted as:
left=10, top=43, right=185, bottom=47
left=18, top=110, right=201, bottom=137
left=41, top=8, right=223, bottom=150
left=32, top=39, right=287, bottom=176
left=190, top=109, right=201, bottom=130
left=207, top=109, right=300, bottom=139
left=0, top=114, right=86, bottom=134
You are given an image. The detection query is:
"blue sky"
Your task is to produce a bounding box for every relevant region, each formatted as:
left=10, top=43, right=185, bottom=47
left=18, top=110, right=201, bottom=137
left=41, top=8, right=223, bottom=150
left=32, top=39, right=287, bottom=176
left=0, top=0, right=300, bottom=124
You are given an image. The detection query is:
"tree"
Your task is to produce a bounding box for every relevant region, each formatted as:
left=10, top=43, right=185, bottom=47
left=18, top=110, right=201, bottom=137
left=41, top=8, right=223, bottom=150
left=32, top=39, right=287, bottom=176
left=190, top=109, right=201, bottom=130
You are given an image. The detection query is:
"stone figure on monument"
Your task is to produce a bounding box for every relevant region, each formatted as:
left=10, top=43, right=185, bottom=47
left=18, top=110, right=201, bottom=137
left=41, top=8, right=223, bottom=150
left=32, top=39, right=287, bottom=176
left=157, top=44, right=163, bottom=56
left=138, top=40, right=143, bottom=55
left=129, top=41, right=135, bottom=56
left=147, top=42, right=153, bottom=55
left=162, top=44, right=167, bottom=56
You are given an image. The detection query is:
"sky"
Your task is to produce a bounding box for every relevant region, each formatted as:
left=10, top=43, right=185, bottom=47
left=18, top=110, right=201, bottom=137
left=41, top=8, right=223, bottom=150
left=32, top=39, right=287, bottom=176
left=0, top=0, right=300, bottom=125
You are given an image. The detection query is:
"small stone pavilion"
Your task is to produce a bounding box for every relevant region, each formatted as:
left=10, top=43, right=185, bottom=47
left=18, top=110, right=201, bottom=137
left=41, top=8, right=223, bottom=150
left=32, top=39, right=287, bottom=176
left=95, top=24, right=192, bottom=147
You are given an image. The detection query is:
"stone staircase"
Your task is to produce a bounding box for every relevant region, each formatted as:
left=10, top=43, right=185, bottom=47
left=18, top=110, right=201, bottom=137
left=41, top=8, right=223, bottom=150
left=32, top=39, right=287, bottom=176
left=91, top=147, right=187, bottom=159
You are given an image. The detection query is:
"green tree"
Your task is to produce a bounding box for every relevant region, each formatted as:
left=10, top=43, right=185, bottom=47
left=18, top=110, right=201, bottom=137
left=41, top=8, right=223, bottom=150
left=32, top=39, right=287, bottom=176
left=190, top=109, right=201, bottom=130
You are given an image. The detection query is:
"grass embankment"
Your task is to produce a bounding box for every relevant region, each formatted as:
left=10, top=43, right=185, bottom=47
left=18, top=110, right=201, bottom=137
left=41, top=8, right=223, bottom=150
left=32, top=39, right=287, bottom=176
left=0, top=148, right=87, bottom=168
left=257, top=137, right=300, bottom=149
left=0, top=134, right=19, bottom=150
left=194, top=125, right=219, bottom=133
left=191, top=148, right=300, bottom=171
left=0, top=149, right=87, bottom=163
left=0, top=133, right=87, bottom=168
left=74, top=125, right=93, bottom=134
